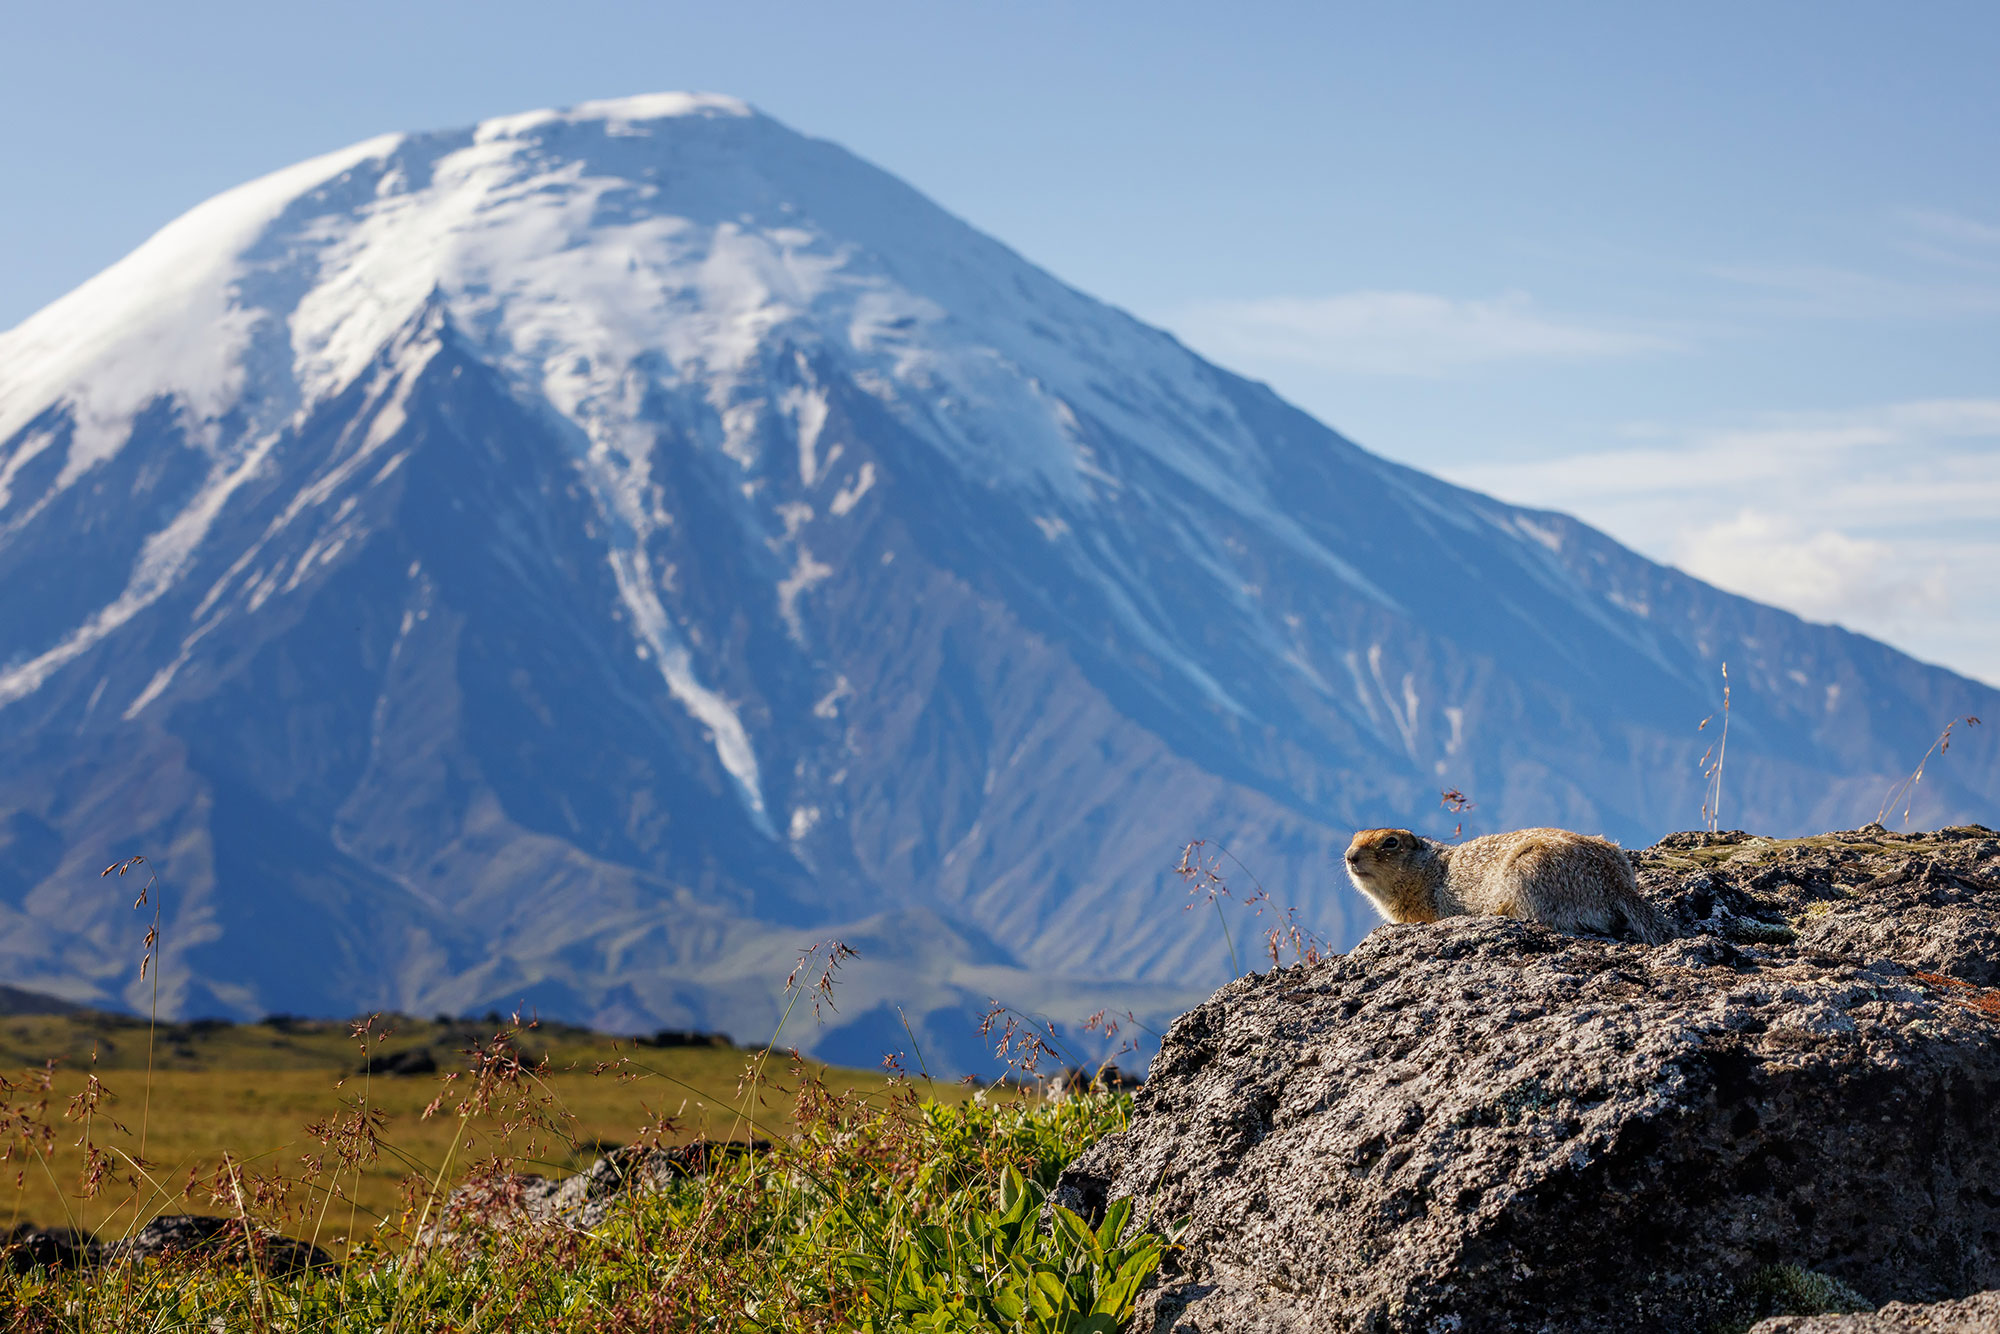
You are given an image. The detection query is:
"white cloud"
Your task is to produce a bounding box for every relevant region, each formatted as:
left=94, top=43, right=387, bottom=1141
left=1892, top=210, right=2000, bottom=276
left=1444, top=399, right=2000, bottom=687
left=1673, top=512, right=1951, bottom=625
left=1172, top=289, right=1671, bottom=377
left=1708, top=263, right=2000, bottom=319
left=1900, top=208, right=2000, bottom=248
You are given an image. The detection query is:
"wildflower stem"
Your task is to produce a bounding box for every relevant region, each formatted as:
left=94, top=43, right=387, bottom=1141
left=1213, top=896, right=1241, bottom=979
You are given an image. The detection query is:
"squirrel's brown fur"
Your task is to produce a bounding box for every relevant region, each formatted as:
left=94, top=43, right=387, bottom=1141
left=1343, top=826, right=1675, bottom=944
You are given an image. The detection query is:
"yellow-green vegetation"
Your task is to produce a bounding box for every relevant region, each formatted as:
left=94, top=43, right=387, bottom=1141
left=1640, top=825, right=1992, bottom=877
left=0, top=899, right=1158, bottom=1331
left=3, top=1037, right=1156, bottom=1333
left=1640, top=832, right=1870, bottom=873
left=0, top=1008, right=983, bottom=1256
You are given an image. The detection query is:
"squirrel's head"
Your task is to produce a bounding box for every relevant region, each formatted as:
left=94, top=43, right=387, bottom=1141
left=1343, top=828, right=1439, bottom=923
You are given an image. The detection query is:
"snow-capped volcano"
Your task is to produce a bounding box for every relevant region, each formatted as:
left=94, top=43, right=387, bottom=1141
left=2, top=95, right=1994, bottom=1067
left=3, top=92, right=1360, bottom=801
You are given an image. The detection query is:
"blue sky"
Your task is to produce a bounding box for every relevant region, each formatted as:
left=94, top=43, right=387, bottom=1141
left=4, top=1, right=1997, bottom=684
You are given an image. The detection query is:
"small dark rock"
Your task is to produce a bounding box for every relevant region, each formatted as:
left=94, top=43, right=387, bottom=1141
left=633, top=1028, right=735, bottom=1049
left=360, top=1046, right=438, bottom=1076
left=2, top=1223, right=102, bottom=1271
left=1059, top=1064, right=1142, bottom=1092
left=105, top=1215, right=332, bottom=1275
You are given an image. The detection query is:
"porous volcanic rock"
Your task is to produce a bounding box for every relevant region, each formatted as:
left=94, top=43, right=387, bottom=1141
left=1057, top=828, right=2000, bottom=1334
left=1634, top=825, right=2000, bottom=987
left=1752, top=1289, right=2000, bottom=1332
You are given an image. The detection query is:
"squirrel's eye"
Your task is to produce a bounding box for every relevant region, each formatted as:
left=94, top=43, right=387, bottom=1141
left=1382, top=837, right=1400, bottom=850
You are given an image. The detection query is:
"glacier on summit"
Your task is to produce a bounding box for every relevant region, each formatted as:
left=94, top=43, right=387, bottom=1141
left=1, top=94, right=1995, bottom=1069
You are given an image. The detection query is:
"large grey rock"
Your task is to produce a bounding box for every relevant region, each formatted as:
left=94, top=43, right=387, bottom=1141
left=421, top=1138, right=768, bottom=1248
left=1753, top=1290, right=2000, bottom=1332
left=1058, top=829, right=2000, bottom=1334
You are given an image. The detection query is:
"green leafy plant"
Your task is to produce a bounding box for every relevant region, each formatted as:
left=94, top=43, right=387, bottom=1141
left=845, top=1163, right=1165, bottom=1333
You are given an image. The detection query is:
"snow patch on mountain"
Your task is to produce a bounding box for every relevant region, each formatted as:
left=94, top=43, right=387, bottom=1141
left=0, top=135, right=402, bottom=458
left=0, top=415, right=300, bottom=708
left=830, top=462, right=876, bottom=515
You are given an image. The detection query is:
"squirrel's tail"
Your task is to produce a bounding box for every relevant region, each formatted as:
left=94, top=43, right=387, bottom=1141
left=1618, top=894, right=1679, bottom=945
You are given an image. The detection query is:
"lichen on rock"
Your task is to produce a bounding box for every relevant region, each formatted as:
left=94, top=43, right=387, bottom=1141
left=1750, top=1288, right=2000, bottom=1332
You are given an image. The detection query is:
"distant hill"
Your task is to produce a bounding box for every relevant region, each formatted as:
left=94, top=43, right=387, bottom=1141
left=0, top=93, right=1994, bottom=1072
left=0, top=984, right=83, bottom=1016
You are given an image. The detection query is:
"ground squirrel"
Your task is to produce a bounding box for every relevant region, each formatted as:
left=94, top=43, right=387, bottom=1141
left=1343, top=826, right=1676, bottom=944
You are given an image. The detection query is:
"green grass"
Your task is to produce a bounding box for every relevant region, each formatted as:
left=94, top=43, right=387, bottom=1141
left=2, top=1056, right=1155, bottom=1331
left=1, top=1016, right=928, bottom=1248
left=1, top=1010, right=993, bottom=1254
left=1, top=1004, right=1163, bottom=1331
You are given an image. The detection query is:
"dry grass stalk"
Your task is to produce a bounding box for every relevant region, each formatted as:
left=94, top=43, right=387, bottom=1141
left=1439, top=787, right=1476, bottom=841
left=1877, top=715, right=1983, bottom=828
left=1698, top=661, right=1731, bottom=833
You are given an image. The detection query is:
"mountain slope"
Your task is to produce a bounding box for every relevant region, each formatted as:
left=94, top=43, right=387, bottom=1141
left=1, top=94, right=1994, bottom=1069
